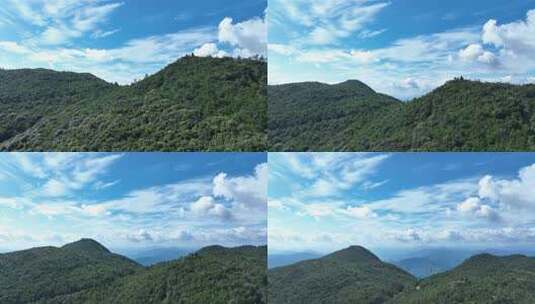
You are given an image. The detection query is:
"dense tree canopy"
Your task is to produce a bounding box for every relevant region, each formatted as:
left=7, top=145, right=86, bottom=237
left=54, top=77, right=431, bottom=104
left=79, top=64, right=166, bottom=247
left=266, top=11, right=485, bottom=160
left=0, top=56, right=267, bottom=151
left=0, top=240, right=267, bottom=304
left=269, top=246, right=535, bottom=304
left=268, top=246, right=416, bottom=304
left=269, top=79, right=535, bottom=151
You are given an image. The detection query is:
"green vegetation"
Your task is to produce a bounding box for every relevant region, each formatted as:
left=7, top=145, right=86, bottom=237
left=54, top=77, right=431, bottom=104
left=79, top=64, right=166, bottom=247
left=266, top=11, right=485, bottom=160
left=269, top=246, right=535, bottom=303
left=0, top=55, right=267, bottom=151
left=268, top=246, right=416, bottom=304
left=392, top=254, right=535, bottom=304
left=0, top=240, right=267, bottom=304
left=0, top=239, right=141, bottom=304
left=268, top=78, right=535, bottom=151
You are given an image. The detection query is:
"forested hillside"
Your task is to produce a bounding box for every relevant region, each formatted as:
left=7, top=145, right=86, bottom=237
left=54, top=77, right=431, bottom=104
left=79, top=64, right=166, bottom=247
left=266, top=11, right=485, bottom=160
left=268, top=78, right=535, bottom=151
left=268, top=246, right=416, bottom=304
left=269, top=246, right=535, bottom=304
left=0, top=240, right=267, bottom=304
left=0, top=56, right=267, bottom=151
left=392, top=254, right=535, bottom=303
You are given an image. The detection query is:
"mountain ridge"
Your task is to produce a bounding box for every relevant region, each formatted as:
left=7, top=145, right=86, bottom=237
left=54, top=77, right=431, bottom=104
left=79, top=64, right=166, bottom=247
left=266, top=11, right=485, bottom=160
left=269, top=78, right=535, bottom=151
left=0, top=239, right=267, bottom=304
left=0, top=55, right=267, bottom=151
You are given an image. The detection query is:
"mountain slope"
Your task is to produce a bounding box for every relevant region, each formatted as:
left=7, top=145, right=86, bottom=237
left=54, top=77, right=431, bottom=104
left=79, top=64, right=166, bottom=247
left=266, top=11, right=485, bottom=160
left=0, top=240, right=267, bottom=304
left=392, top=254, right=535, bottom=303
left=268, top=80, right=401, bottom=151
left=0, top=239, right=142, bottom=304
left=0, top=56, right=266, bottom=151
left=43, top=245, right=267, bottom=304
left=269, top=78, right=535, bottom=151
left=268, top=246, right=416, bottom=304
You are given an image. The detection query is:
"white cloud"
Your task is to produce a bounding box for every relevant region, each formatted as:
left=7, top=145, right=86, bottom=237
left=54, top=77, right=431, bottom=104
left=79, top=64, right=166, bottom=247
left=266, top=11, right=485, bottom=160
left=193, top=43, right=227, bottom=57
left=0, top=41, right=30, bottom=54
left=218, top=16, right=266, bottom=57
left=190, top=196, right=231, bottom=220
left=273, top=0, right=389, bottom=46
left=458, top=44, right=498, bottom=65
left=344, top=205, right=376, bottom=219
left=42, top=179, right=70, bottom=197
left=213, top=163, right=267, bottom=209
left=456, top=197, right=500, bottom=222
left=477, top=164, right=535, bottom=210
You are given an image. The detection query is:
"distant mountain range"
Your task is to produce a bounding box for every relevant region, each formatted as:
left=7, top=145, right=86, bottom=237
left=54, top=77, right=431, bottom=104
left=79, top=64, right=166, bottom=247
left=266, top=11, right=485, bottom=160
left=0, top=239, right=267, bottom=304
left=0, top=56, right=266, bottom=151
left=269, top=78, right=535, bottom=151
left=268, top=246, right=535, bottom=303
left=119, top=247, right=194, bottom=266
left=268, top=251, right=321, bottom=269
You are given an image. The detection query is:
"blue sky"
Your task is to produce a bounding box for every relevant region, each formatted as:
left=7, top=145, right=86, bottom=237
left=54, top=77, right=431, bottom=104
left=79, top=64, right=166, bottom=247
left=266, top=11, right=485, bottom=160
left=269, top=0, right=535, bottom=99
left=269, top=153, right=535, bottom=255
left=0, top=153, right=267, bottom=251
left=0, top=0, right=266, bottom=84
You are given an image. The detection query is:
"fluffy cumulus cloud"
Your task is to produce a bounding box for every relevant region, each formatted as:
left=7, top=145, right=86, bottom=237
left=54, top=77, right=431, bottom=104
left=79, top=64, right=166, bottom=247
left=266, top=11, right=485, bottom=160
left=218, top=16, right=266, bottom=57
left=0, top=1, right=266, bottom=84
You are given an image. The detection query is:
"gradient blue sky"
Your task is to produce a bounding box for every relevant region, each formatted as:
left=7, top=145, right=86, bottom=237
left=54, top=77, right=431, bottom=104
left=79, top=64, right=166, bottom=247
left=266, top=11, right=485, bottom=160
left=269, top=153, right=535, bottom=255
left=0, top=0, right=266, bottom=84
left=269, top=0, right=535, bottom=99
left=0, top=153, right=267, bottom=251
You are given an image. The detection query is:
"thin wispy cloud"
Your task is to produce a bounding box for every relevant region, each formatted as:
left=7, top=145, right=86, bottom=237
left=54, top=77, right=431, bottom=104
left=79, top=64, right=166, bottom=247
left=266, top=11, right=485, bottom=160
left=0, top=1, right=266, bottom=84
left=269, top=0, right=535, bottom=99
left=269, top=153, right=535, bottom=254
left=0, top=153, right=267, bottom=250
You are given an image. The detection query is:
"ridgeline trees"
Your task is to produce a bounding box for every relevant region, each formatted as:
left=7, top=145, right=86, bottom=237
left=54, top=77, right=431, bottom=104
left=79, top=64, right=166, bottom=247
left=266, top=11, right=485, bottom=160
left=269, top=79, right=535, bottom=151
left=0, top=56, right=267, bottom=151
left=0, top=240, right=267, bottom=304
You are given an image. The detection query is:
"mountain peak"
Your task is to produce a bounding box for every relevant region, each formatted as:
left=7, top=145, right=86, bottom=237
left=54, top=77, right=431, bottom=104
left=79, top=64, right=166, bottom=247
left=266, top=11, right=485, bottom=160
left=61, top=238, right=110, bottom=254
left=324, top=245, right=380, bottom=264
left=335, top=79, right=376, bottom=94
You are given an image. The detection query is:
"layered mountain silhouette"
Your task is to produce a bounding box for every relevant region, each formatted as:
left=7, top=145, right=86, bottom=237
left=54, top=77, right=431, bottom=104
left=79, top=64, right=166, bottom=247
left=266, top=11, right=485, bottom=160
left=0, top=239, right=267, bottom=304
left=268, top=246, right=416, bottom=304
left=268, top=78, right=535, bottom=151
left=268, top=246, right=535, bottom=304
left=0, top=56, right=267, bottom=151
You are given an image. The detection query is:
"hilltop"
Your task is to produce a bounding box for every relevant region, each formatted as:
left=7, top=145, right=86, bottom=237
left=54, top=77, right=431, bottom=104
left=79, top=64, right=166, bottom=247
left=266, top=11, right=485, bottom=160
left=268, top=246, right=416, bottom=304
left=0, top=56, right=267, bottom=151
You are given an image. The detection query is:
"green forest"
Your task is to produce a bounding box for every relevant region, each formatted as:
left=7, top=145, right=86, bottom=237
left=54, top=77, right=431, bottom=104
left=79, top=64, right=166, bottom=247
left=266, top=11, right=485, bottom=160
left=0, top=239, right=267, bottom=304
left=268, top=246, right=535, bottom=304
left=0, top=56, right=267, bottom=151
left=268, top=78, right=535, bottom=151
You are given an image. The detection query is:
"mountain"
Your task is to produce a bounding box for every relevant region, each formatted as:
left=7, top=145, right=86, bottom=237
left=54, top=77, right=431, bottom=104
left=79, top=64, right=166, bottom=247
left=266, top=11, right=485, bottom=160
left=268, top=246, right=416, bottom=304
left=392, top=254, right=535, bottom=303
left=268, top=80, right=401, bottom=151
left=0, top=240, right=267, bottom=304
left=268, top=251, right=321, bottom=269
left=269, top=78, right=535, bottom=151
left=0, top=55, right=266, bottom=151
left=0, top=239, right=141, bottom=304
left=121, top=247, right=193, bottom=266
left=393, top=248, right=475, bottom=278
